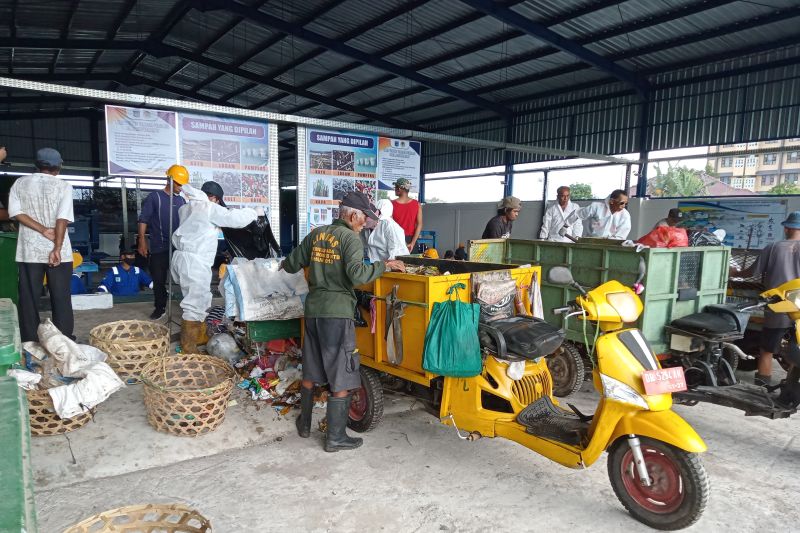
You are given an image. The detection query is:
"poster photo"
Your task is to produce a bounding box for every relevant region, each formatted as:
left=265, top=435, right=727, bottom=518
left=678, top=199, right=787, bottom=249
left=307, top=129, right=378, bottom=230
left=179, top=113, right=270, bottom=214
left=377, top=137, right=421, bottom=200
left=105, top=105, right=178, bottom=177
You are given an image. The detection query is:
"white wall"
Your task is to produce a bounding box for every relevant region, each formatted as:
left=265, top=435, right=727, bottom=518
left=423, top=201, right=545, bottom=251
left=424, top=196, right=800, bottom=251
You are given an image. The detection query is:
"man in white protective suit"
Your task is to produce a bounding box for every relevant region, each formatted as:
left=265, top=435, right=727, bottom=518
left=171, top=180, right=257, bottom=352
left=539, top=186, right=583, bottom=241
left=367, top=199, right=408, bottom=262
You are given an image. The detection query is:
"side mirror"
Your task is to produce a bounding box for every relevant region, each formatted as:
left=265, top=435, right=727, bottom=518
left=548, top=266, right=574, bottom=286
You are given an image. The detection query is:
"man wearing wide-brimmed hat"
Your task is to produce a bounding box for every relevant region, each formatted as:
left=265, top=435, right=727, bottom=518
left=482, top=195, right=522, bottom=239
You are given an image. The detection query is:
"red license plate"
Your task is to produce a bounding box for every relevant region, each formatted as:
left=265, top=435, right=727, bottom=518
left=641, top=367, right=687, bottom=395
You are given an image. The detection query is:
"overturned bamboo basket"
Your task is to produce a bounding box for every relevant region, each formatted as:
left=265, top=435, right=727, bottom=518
left=64, top=503, right=211, bottom=532
left=90, top=320, right=170, bottom=384
left=26, top=388, right=93, bottom=437
left=140, top=354, right=236, bottom=437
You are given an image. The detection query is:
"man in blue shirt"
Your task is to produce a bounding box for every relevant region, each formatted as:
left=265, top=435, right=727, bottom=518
left=97, top=250, right=153, bottom=296
left=137, top=165, right=188, bottom=319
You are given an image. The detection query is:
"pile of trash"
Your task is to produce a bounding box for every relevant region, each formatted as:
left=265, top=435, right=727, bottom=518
left=405, top=264, right=441, bottom=276
left=7, top=319, right=125, bottom=418
left=232, top=339, right=320, bottom=415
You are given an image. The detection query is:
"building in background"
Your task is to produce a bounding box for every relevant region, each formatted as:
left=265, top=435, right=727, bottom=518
left=708, top=139, right=800, bottom=193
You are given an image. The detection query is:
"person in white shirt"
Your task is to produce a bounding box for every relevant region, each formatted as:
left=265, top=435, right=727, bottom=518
left=539, top=186, right=583, bottom=241
left=7, top=148, right=75, bottom=341
left=566, top=189, right=631, bottom=240
left=367, top=199, right=408, bottom=262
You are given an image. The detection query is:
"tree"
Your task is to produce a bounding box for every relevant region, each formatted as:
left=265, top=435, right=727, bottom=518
left=424, top=196, right=443, bottom=203
left=769, top=182, right=800, bottom=195
left=568, top=183, right=593, bottom=200
left=704, top=162, right=718, bottom=178
left=648, top=163, right=708, bottom=197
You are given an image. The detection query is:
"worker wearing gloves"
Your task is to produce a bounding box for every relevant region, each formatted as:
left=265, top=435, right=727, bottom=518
left=565, top=189, right=631, bottom=240
left=539, top=186, right=582, bottom=241
left=172, top=181, right=257, bottom=353
left=283, top=191, right=405, bottom=452
left=97, top=250, right=154, bottom=296
left=367, top=199, right=408, bottom=262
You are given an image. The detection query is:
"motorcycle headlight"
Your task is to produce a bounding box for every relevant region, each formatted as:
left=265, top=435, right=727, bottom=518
left=785, top=289, right=800, bottom=310
left=600, top=373, right=649, bottom=410
left=607, top=292, right=640, bottom=323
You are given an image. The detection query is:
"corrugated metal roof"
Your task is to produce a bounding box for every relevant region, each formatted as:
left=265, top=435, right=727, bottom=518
left=0, top=0, right=799, bottom=173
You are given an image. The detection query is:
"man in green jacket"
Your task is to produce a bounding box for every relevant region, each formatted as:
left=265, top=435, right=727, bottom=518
left=284, top=191, right=405, bottom=451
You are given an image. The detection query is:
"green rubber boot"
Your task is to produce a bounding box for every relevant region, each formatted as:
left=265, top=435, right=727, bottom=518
left=324, top=396, right=363, bottom=452
left=295, top=386, right=313, bottom=438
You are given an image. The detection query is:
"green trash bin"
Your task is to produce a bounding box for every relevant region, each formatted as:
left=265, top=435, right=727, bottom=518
left=469, top=238, right=730, bottom=354
left=0, top=233, right=18, bottom=304
left=0, top=298, right=36, bottom=532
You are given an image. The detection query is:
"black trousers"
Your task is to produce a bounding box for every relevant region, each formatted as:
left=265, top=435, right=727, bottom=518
left=149, top=250, right=170, bottom=312
left=18, top=261, right=74, bottom=342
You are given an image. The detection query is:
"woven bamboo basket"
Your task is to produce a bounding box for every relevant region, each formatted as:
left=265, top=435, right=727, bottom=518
left=90, top=320, right=170, bottom=384
left=26, top=388, right=93, bottom=437
left=140, top=354, right=235, bottom=437
left=64, top=503, right=211, bottom=532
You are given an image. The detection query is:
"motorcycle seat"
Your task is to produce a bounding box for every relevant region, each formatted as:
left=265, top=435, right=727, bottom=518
left=670, top=312, right=737, bottom=336
left=479, top=317, right=565, bottom=361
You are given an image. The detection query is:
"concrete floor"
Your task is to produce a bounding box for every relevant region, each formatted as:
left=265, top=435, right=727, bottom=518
left=31, top=303, right=800, bottom=532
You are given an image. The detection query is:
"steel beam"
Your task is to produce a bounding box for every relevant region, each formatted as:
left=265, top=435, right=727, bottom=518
left=279, top=0, right=618, bottom=112
left=302, top=0, right=731, bottom=120
left=457, top=0, right=644, bottom=95
left=191, top=0, right=345, bottom=95
left=199, top=0, right=512, bottom=117
left=262, top=0, right=430, bottom=81
left=0, top=38, right=420, bottom=128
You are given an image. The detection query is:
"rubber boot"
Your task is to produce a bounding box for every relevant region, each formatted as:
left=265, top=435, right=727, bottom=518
left=197, top=321, right=209, bottom=347
left=777, top=367, right=800, bottom=409
left=295, top=386, right=313, bottom=438
left=324, top=396, right=363, bottom=452
left=181, top=320, right=198, bottom=354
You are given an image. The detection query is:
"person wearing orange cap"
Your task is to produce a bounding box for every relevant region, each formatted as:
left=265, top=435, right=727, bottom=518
left=137, top=165, right=188, bottom=320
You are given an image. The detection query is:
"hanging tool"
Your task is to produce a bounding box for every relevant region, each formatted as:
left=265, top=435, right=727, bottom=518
left=384, top=285, right=408, bottom=365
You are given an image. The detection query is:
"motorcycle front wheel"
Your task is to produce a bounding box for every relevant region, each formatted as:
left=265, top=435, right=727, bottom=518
left=607, top=436, right=709, bottom=531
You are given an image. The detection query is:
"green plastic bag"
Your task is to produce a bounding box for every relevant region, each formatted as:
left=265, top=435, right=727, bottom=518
left=422, top=283, right=482, bottom=377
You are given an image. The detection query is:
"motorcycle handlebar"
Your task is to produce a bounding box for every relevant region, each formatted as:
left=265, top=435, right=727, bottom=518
left=553, top=306, right=572, bottom=315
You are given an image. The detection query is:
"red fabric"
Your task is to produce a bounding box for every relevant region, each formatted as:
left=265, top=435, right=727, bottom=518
left=391, top=199, right=420, bottom=236
left=637, top=226, right=689, bottom=248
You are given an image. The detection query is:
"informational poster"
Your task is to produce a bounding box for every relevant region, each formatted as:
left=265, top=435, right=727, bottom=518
left=105, top=105, right=178, bottom=177
left=678, top=199, right=788, bottom=249
left=306, top=129, right=378, bottom=229
left=178, top=113, right=270, bottom=212
left=377, top=137, right=421, bottom=199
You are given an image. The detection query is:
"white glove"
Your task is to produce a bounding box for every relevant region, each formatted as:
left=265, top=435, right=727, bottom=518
left=558, top=225, right=568, bottom=237
left=255, top=207, right=266, bottom=217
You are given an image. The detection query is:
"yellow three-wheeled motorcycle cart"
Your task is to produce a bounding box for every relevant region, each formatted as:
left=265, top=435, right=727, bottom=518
left=347, top=257, right=709, bottom=531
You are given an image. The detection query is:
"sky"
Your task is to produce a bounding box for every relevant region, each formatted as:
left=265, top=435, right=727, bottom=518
left=424, top=147, right=712, bottom=202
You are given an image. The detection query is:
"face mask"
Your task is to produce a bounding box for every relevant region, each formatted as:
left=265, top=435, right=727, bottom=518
left=121, top=257, right=134, bottom=265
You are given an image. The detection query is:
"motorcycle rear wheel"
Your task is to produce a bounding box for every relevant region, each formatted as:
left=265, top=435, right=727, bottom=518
left=546, top=342, right=585, bottom=397
left=607, top=436, right=709, bottom=530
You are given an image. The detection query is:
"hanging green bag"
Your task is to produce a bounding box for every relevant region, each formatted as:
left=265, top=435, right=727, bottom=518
left=422, top=283, right=482, bottom=377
